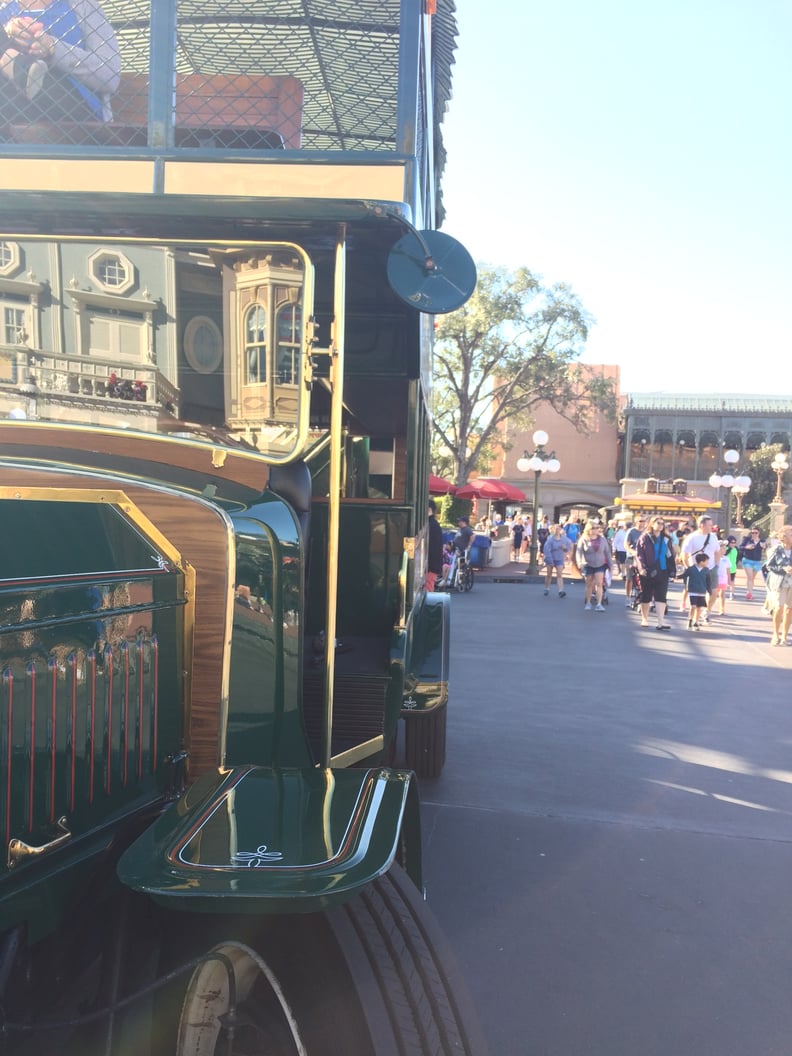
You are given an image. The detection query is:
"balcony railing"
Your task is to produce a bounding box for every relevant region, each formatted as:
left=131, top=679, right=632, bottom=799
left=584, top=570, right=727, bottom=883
left=2, top=349, right=178, bottom=423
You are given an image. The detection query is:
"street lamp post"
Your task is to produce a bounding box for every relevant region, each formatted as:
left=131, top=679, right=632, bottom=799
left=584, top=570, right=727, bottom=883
left=517, top=429, right=561, bottom=575
left=709, top=448, right=751, bottom=536
left=732, top=483, right=750, bottom=527
left=771, top=453, right=789, bottom=503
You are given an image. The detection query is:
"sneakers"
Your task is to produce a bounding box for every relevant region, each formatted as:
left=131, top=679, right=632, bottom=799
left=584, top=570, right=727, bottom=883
left=543, top=588, right=549, bottom=596
left=584, top=603, right=592, bottom=611
left=9, top=55, right=48, bottom=101
left=595, top=603, right=605, bottom=612
left=558, top=590, right=566, bottom=598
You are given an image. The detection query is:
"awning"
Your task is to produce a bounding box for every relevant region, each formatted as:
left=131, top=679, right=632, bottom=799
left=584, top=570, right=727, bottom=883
left=617, top=493, right=722, bottom=511
left=428, top=474, right=456, bottom=495
left=455, top=478, right=527, bottom=502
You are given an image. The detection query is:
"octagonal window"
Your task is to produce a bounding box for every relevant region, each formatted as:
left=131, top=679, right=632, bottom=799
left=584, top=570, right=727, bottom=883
left=0, top=241, right=20, bottom=277
left=89, top=249, right=135, bottom=294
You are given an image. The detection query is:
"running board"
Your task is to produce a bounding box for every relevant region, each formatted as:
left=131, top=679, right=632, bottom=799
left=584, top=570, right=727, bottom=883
left=117, top=764, right=414, bottom=913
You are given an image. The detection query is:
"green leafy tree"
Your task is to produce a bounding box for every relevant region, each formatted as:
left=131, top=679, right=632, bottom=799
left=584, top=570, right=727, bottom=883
left=742, top=444, right=791, bottom=525
left=431, top=265, right=616, bottom=484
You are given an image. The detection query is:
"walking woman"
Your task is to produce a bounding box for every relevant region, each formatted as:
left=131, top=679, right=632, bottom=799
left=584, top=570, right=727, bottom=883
left=635, top=515, right=676, bottom=629
left=576, top=521, right=612, bottom=611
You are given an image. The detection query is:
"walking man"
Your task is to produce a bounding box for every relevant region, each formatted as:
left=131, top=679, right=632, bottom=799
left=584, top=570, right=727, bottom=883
left=681, top=515, right=721, bottom=619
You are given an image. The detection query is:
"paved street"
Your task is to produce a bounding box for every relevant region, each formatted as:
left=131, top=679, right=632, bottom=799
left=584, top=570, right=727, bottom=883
left=417, top=571, right=792, bottom=1056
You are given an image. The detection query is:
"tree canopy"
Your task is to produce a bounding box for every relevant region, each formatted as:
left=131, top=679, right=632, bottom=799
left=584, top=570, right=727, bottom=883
left=431, top=265, right=616, bottom=484
left=742, top=444, right=791, bottom=526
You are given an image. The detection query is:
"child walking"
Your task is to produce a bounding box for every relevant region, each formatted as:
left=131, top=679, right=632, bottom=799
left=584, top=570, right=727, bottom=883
left=683, top=552, right=710, bottom=629
left=713, top=542, right=731, bottom=615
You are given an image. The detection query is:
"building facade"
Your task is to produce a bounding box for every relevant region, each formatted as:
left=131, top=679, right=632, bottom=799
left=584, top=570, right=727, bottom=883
left=497, top=364, right=621, bottom=520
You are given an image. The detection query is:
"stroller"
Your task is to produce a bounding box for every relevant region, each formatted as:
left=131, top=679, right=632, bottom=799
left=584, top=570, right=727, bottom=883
left=625, top=559, right=642, bottom=611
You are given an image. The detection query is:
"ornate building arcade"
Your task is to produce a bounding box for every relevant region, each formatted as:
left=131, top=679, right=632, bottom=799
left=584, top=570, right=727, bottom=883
left=622, top=395, right=792, bottom=482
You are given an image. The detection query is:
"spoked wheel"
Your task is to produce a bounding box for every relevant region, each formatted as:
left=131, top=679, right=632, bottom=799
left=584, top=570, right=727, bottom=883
left=463, top=565, right=474, bottom=591
left=164, top=863, right=485, bottom=1056
left=176, top=941, right=307, bottom=1054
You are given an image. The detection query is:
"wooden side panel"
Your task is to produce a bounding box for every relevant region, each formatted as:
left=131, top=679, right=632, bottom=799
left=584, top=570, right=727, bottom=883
left=0, top=467, right=230, bottom=779
left=111, top=72, right=304, bottom=149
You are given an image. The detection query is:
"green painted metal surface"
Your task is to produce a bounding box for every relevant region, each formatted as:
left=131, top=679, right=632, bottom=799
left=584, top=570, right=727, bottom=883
left=117, top=764, right=415, bottom=912
left=0, top=497, right=185, bottom=931
left=225, top=495, right=313, bottom=770
left=403, top=590, right=450, bottom=714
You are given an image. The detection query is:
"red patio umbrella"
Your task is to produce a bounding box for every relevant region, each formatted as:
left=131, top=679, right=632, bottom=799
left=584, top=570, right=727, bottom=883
left=428, top=473, right=456, bottom=495
left=454, top=478, right=526, bottom=502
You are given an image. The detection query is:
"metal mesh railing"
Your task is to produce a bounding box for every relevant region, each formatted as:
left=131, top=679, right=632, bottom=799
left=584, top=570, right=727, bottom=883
left=0, top=0, right=406, bottom=152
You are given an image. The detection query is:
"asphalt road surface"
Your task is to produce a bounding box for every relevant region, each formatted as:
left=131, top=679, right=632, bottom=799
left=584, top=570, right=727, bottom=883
left=418, top=573, right=792, bottom=1056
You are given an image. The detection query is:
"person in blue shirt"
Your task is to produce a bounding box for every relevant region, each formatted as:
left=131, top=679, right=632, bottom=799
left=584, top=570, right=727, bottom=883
left=0, top=0, right=119, bottom=123
left=682, top=553, right=710, bottom=630
left=563, top=517, right=580, bottom=545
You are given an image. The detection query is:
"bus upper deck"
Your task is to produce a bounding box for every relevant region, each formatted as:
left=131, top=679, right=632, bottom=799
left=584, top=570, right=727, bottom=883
left=0, top=0, right=455, bottom=228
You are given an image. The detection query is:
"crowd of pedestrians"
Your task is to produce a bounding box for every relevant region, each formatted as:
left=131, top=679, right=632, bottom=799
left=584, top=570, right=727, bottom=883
left=427, top=500, right=791, bottom=646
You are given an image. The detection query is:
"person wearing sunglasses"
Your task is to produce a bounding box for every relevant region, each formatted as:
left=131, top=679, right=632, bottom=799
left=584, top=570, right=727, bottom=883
left=635, top=515, right=676, bottom=628
left=739, top=527, right=766, bottom=600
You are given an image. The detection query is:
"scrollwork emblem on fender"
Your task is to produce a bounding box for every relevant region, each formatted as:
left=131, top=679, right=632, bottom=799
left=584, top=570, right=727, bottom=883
left=231, top=844, right=284, bottom=867
left=403, top=695, right=418, bottom=709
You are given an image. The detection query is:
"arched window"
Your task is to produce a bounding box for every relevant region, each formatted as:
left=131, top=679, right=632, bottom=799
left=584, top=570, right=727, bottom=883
left=699, top=431, right=720, bottom=477
left=275, top=300, right=301, bottom=384
left=629, top=428, right=651, bottom=476
left=676, top=430, right=696, bottom=478
left=245, top=304, right=267, bottom=383
left=653, top=429, right=674, bottom=478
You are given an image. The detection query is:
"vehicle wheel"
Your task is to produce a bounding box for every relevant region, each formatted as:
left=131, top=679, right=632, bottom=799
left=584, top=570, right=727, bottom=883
left=326, top=861, right=488, bottom=1056
left=152, top=859, right=484, bottom=1056
left=404, top=703, right=447, bottom=779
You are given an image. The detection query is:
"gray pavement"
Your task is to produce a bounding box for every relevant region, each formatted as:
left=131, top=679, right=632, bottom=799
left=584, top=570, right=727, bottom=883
left=416, top=571, right=792, bottom=1056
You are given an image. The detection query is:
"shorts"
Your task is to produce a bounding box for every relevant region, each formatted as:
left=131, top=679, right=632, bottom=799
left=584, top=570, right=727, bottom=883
left=582, top=564, right=607, bottom=577
left=706, top=568, right=719, bottom=592
left=615, top=551, right=627, bottom=563
left=688, top=593, right=706, bottom=608
left=767, top=581, right=792, bottom=611
left=742, top=559, right=763, bottom=572
left=639, top=571, right=669, bottom=604
left=547, top=560, right=565, bottom=569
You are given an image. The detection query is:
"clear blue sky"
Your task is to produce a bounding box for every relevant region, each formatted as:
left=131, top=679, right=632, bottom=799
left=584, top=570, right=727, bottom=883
left=439, top=0, right=792, bottom=395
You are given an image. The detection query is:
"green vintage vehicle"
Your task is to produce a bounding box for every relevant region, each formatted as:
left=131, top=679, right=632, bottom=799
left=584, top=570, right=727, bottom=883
left=0, top=2, right=481, bottom=1053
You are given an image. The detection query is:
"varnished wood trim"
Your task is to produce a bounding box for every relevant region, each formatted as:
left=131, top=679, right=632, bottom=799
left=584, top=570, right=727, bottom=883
left=0, top=467, right=234, bottom=780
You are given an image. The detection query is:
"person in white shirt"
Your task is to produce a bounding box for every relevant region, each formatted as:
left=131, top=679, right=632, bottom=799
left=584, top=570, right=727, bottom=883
left=681, top=515, right=721, bottom=618
left=611, top=524, right=628, bottom=578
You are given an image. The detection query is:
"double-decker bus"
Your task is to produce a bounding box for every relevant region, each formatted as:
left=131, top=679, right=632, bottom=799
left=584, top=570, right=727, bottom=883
left=0, top=2, right=482, bottom=1053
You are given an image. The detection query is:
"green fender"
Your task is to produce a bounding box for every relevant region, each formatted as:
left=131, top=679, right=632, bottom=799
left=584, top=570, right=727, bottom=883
left=117, top=764, right=422, bottom=913
left=402, top=590, right=450, bottom=715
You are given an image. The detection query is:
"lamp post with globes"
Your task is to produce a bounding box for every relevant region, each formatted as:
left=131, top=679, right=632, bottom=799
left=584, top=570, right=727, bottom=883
left=771, top=452, right=789, bottom=503
left=517, top=429, right=561, bottom=575
left=769, top=452, right=790, bottom=535
left=709, top=448, right=751, bottom=536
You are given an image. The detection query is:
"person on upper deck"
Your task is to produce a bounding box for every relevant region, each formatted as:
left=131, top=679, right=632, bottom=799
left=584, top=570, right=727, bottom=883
left=0, top=0, right=119, bottom=124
